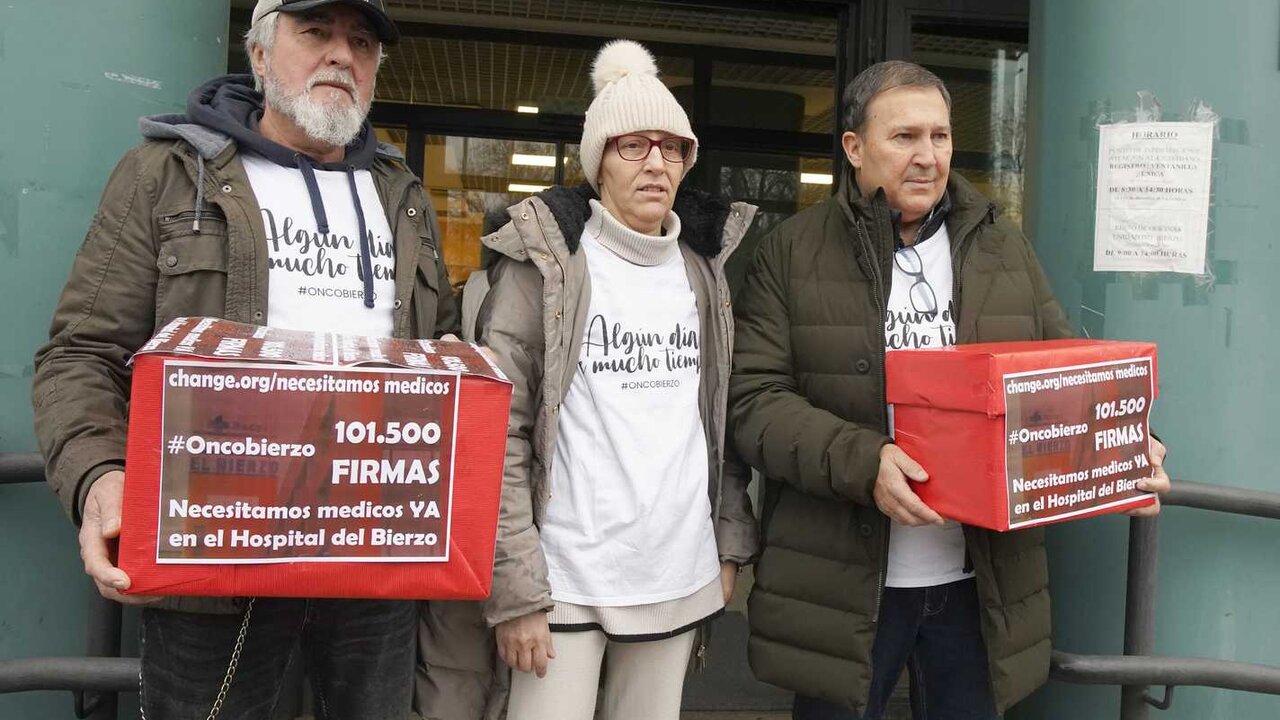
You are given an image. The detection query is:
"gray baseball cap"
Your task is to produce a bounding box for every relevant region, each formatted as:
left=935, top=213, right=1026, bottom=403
left=252, top=0, right=401, bottom=45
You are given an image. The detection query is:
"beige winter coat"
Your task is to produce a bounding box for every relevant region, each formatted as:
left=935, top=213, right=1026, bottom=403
left=415, top=184, right=759, bottom=719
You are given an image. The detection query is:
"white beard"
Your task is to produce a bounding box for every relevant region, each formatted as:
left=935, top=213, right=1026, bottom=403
left=263, top=66, right=372, bottom=148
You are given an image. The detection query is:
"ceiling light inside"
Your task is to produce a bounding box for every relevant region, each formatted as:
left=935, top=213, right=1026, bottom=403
left=511, top=153, right=556, bottom=167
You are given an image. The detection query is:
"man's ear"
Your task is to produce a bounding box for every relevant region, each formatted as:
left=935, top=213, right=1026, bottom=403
left=250, top=42, right=268, bottom=82
left=841, top=131, right=863, bottom=170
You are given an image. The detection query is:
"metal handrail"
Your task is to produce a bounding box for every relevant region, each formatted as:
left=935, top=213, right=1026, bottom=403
left=0, top=658, right=137, bottom=694
left=1049, top=478, right=1280, bottom=719
left=1165, top=479, right=1280, bottom=519
left=6, top=456, right=1280, bottom=718
left=1, top=453, right=132, bottom=719
left=1052, top=651, right=1280, bottom=695
left=0, top=452, right=43, bottom=485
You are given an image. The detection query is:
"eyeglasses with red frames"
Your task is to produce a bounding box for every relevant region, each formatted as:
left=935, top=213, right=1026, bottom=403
left=610, top=134, right=695, bottom=163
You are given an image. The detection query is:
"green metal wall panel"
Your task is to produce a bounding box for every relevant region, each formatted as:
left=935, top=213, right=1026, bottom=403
left=0, top=2, right=229, bottom=717
left=1015, top=1, right=1280, bottom=718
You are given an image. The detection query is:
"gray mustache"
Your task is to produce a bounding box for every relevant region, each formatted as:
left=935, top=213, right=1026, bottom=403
left=308, top=70, right=356, bottom=95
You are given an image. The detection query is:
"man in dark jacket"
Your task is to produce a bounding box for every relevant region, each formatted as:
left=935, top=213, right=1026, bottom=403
left=728, top=62, right=1170, bottom=719
left=32, top=1, right=458, bottom=718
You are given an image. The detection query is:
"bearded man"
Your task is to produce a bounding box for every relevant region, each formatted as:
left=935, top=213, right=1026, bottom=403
left=31, top=2, right=457, bottom=717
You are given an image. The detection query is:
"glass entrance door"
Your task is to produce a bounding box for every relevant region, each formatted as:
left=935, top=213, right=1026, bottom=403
left=229, top=1, right=851, bottom=713
left=344, top=0, right=844, bottom=302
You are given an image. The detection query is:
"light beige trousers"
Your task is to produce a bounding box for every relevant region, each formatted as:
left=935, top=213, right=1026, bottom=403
left=507, top=629, right=696, bottom=720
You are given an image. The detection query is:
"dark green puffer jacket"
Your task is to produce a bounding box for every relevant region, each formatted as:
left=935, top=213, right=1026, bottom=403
left=728, top=168, right=1073, bottom=713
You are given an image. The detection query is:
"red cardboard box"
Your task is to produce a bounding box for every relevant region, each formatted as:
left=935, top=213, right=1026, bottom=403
left=118, top=317, right=512, bottom=599
left=886, top=339, right=1158, bottom=531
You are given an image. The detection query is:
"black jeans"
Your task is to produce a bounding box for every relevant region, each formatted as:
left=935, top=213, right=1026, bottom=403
left=793, top=578, right=998, bottom=720
left=140, top=599, right=417, bottom=720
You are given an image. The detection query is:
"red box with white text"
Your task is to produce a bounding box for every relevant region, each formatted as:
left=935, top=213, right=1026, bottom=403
left=886, top=339, right=1158, bottom=531
left=118, top=317, right=511, bottom=599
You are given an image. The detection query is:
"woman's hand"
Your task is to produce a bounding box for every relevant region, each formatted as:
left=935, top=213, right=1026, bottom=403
left=496, top=610, right=556, bottom=678
left=720, top=561, right=739, bottom=605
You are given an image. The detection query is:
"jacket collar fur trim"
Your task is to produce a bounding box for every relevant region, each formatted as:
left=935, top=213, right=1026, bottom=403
left=534, top=183, right=734, bottom=259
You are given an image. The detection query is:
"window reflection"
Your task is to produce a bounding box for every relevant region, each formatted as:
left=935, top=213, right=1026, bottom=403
left=711, top=61, right=837, bottom=135
left=710, top=151, right=832, bottom=291
left=912, top=29, right=1029, bottom=226
left=417, top=136, right=558, bottom=287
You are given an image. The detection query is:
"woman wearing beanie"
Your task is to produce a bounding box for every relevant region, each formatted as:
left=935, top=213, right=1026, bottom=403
left=476, top=39, right=759, bottom=720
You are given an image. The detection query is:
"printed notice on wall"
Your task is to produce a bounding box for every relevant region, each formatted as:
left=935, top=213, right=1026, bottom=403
left=1094, top=121, right=1213, bottom=274
left=1003, top=358, right=1155, bottom=529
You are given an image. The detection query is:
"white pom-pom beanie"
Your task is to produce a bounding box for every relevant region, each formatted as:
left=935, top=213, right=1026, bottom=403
left=579, top=39, right=697, bottom=191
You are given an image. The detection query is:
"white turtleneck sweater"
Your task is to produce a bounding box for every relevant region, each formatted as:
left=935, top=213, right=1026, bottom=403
left=539, top=200, right=721, bottom=607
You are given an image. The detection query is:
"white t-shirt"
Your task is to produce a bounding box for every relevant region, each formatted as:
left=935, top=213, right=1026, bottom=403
left=884, top=223, right=973, bottom=588
left=540, top=230, right=721, bottom=606
left=242, top=153, right=396, bottom=336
